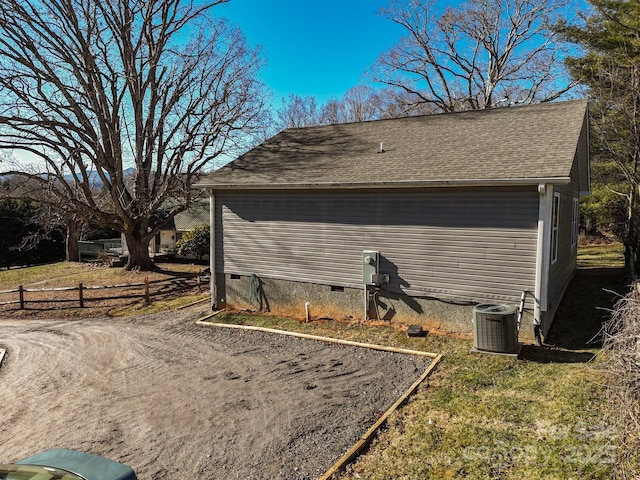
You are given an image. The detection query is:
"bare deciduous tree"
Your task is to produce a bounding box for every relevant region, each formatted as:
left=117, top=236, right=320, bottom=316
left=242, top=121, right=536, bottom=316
left=321, top=85, right=386, bottom=124
left=0, top=0, right=266, bottom=270
left=373, top=0, right=577, bottom=112
left=277, top=85, right=435, bottom=130
left=276, top=93, right=322, bottom=129
left=3, top=172, right=112, bottom=262
left=318, top=99, right=343, bottom=125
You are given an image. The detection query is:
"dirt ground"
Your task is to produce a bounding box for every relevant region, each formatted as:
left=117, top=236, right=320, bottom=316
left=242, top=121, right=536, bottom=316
left=0, top=304, right=432, bottom=479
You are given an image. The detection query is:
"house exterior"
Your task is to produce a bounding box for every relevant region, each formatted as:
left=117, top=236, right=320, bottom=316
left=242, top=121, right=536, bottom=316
left=195, top=100, right=590, bottom=341
left=78, top=238, right=122, bottom=262
left=121, top=199, right=210, bottom=259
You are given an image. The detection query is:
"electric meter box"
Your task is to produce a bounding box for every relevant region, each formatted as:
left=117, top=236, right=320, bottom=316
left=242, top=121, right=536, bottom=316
left=362, top=250, right=379, bottom=285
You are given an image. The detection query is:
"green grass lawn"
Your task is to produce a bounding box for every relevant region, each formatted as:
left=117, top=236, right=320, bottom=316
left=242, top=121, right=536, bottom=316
left=0, top=261, right=206, bottom=290
left=577, top=243, right=626, bottom=269
left=0, top=261, right=208, bottom=316
left=210, top=243, right=632, bottom=479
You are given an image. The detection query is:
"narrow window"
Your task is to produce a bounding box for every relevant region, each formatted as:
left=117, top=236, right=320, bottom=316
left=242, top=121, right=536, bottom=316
left=571, top=197, right=579, bottom=247
left=551, top=193, right=560, bottom=264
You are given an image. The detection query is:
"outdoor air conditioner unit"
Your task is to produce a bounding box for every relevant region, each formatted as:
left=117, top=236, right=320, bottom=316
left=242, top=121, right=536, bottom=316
left=472, top=304, right=520, bottom=355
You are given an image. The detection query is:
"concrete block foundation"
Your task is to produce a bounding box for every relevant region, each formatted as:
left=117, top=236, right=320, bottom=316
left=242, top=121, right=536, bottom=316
left=214, top=273, right=536, bottom=342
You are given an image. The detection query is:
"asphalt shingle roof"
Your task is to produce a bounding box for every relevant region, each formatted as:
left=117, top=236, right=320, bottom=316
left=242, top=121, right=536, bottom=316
left=198, top=99, right=588, bottom=188
left=173, top=199, right=209, bottom=231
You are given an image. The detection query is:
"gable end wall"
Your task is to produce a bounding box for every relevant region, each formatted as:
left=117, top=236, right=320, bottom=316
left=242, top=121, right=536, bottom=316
left=544, top=157, right=581, bottom=330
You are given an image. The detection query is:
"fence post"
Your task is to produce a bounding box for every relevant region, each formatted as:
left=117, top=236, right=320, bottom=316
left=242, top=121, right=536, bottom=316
left=19, top=285, right=24, bottom=309
left=79, top=283, right=84, bottom=308
left=144, top=277, right=150, bottom=304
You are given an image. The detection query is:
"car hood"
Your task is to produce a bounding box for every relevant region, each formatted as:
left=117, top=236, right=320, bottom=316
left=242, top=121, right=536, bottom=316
left=15, top=449, right=136, bottom=480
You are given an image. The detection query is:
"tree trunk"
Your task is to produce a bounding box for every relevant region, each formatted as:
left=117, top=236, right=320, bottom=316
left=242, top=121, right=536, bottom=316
left=624, top=202, right=639, bottom=276
left=66, top=219, right=81, bottom=262
left=626, top=205, right=639, bottom=277
left=625, top=153, right=640, bottom=276
left=124, top=223, right=155, bottom=271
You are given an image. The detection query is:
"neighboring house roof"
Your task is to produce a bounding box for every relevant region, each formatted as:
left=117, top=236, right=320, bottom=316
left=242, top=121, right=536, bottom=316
left=154, top=199, right=209, bottom=231
left=196, top=99, right=589, bottom=190
left=173, top=199, right=209, bottom=231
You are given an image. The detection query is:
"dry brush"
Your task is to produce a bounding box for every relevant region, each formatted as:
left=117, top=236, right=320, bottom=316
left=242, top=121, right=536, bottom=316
left=601, top=282, right=640, bottom=476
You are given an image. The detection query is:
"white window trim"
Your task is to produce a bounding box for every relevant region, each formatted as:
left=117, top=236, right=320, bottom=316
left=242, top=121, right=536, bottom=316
left=551, top=193, right=560, bottom=264
left=571, top=197, right=579, bottom=248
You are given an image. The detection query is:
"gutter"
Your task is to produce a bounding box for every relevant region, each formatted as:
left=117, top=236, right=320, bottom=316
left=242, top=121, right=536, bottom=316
left=195, top=177, right=572, bottom=190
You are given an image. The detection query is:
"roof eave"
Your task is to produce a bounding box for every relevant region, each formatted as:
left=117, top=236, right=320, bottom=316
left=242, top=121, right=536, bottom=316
left=196, top=177, right=572, bottom=190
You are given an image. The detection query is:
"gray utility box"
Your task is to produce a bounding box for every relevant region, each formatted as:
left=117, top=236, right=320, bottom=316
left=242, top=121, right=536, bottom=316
left=472, top=304, right=519, bottom=354
left=362, top=250, right=379, bottom=285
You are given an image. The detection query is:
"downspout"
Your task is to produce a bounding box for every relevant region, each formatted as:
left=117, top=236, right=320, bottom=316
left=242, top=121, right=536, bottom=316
left=534, top=183, right=552, bottom=346
left=209, top=190, right=217, bottom=310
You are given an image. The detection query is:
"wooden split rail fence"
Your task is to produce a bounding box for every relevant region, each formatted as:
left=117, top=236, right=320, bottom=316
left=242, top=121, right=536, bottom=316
left=0, top=275, right=209, bottom=310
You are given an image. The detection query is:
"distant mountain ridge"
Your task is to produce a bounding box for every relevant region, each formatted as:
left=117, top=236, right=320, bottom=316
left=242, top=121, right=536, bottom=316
left=65, top=167, right=136, bottom=187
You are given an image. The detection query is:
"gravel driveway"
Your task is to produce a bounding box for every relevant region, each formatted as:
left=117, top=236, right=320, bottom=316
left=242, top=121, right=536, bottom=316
left=0, top=305, right=432, bottom=479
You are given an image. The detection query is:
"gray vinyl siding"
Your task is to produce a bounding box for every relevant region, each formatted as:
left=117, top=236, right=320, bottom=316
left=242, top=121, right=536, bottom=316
left=215, top=187, right=539, bottom=305
left=547, top=157, right=581, bottom=310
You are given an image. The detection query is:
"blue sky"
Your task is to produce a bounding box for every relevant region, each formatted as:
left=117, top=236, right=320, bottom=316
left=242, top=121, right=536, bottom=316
left=217, top=0, right=405, bottom=106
